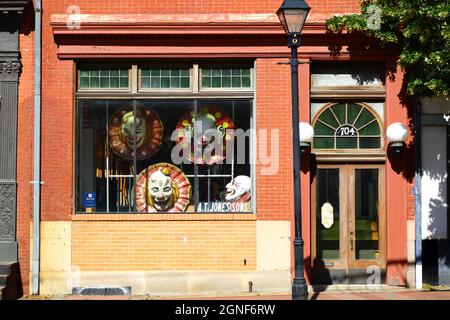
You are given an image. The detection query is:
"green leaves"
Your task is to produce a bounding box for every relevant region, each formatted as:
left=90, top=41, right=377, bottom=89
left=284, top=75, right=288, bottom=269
left=326, top=0, right=450, bottom=97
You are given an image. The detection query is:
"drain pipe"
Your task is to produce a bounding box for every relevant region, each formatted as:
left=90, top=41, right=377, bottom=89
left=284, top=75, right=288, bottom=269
left=414, top=95, right=422, bottom=290
left=32, top=0, right=42, bottom=295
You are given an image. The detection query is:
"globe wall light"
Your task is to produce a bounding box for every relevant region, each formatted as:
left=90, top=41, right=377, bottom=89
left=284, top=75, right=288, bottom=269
left=386, top=122, right=410, bottom=157
left=299, top=122, right=314, bottom=154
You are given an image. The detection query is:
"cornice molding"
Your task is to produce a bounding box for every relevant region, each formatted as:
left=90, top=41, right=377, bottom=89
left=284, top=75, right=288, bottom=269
left=50, top=13, right=399, bottom=60
left=50, top=13, right=329, bottom=36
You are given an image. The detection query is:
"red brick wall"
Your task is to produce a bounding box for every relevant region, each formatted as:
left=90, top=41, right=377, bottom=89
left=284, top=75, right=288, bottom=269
left=16, top=0, right=417, bottom=291
left=385, top=63, right=411, bottom=286
left=16, top=0, right=369, bottom=293
left=255, top=58, right=293, bottom=221
left=17, top=7, right=36, bottom=296
left=43, top=0, right=360, bottom=15
left=35, top=1, right=363, bottom=222
left=40, top=10, right=73, bottom=221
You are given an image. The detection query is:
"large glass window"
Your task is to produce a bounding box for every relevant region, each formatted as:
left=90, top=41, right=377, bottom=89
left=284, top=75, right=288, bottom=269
left=76, top=63, right=254, bottom=214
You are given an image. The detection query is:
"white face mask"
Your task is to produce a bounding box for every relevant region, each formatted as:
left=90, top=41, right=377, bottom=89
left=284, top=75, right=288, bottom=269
left=120, top=112, right=147, bottom=149
left=225, top=176, right=251, bottom=202
left=148, top=170, right=174, bottom=211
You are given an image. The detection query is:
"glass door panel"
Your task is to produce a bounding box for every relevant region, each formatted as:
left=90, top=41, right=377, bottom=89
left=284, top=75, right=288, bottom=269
left=348, top=165, right=385, bottom=270
left=354, top=169, right=379, bottom=260
left=316, top=169, right=340, bottom=260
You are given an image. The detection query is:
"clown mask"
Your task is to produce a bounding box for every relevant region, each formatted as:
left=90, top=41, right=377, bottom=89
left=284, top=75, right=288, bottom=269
left=225, top=175, right=251, bottom=202
left=120, top=111, right=147, bottom=149
left=148, top=169, right=175, bottom=211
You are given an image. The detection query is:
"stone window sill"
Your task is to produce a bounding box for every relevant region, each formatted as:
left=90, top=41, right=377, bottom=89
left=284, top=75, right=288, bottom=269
left=72, top=213, right=257, bottom=221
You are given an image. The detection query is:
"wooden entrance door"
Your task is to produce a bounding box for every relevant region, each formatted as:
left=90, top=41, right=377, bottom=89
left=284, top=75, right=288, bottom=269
left=311, top=164, right=386, bottom=285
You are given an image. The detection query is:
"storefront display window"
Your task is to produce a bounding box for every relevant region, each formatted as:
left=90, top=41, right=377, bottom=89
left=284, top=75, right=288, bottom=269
left=76, top=63, right=254, bottom=214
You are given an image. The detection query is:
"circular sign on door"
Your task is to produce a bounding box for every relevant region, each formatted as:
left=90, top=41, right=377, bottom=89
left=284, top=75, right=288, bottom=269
left=321, top=202, right=334, bottom=229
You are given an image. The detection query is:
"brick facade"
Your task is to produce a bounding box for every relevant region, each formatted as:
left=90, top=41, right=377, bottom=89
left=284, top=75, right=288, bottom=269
left=17, top=7, right=35, bottom=295
left=255, top=58, right=292, bottom=221
left=44, top=0, right=360, bottom=15
left=14, top=0, right=417, bottom=296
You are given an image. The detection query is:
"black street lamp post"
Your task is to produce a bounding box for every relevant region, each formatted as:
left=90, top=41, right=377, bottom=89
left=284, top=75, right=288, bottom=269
left=277, top=0, right=311, bottom=301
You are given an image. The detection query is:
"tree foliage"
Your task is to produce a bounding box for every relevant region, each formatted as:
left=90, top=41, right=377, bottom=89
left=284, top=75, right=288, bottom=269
left=326, top=0, right=450, bottom=96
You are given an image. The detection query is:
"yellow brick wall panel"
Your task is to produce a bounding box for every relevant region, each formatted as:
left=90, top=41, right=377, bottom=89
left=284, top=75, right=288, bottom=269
left=72, top=221, right=256, bottom=271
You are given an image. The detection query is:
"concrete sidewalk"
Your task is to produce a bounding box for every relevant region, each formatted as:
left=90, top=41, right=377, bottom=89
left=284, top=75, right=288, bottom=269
left=23, top=289, right=450, bottom=300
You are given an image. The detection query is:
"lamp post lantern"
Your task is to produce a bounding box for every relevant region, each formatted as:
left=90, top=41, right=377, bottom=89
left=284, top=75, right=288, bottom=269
left=277, top=0, right=311, bottom=301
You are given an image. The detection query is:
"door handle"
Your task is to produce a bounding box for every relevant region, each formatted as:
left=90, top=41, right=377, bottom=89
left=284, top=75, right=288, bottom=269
left=350, top=231, right=354, bottom=251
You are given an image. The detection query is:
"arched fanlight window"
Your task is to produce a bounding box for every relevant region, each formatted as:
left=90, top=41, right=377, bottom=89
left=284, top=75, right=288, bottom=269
left=313, top=103, right=381, bottom=149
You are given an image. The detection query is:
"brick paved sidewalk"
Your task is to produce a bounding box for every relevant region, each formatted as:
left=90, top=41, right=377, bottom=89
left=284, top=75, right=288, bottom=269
left=307, top=290, right=450, bottom=300
left=175, top=290, right=450, bottom=300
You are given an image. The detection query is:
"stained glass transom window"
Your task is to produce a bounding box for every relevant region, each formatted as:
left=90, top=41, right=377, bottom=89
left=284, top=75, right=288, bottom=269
left=79, top=67, right=130, bottom=89
left=140, top=68, right=191, bottom=89
left=201, top=68, right=252, bottom=89
left=313, top=103, right=381, bottom=149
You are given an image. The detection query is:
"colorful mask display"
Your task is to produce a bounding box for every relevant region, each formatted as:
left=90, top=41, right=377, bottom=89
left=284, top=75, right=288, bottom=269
left=108, top=107, right=163, bottom=161
left=176, top=106, right=234, bottom=165
left=136, top=163, right=192, bottom=213
left=224, top=175, right=251, bottom=204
